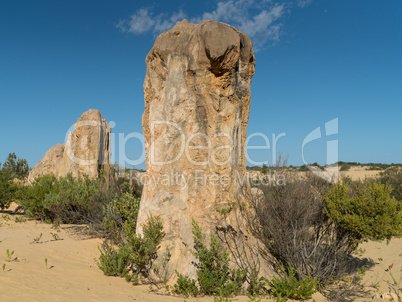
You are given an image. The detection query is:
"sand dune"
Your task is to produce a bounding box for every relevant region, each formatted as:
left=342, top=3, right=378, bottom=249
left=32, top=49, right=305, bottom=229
left=341, top=166, right=383, bottom=181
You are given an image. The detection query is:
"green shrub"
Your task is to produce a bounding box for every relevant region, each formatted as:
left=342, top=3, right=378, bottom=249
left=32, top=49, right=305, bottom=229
left=18, top=173, right=115, bottom=223
left=114, top=176, right=143, bottom=200
left=41, top=174, right=104, bottom=223
left=245, top=173, right=401, bottom=285
left=299, top=165, right=309, bottom=172
left=325, top=181, right=402, bottom=243
left=268, top=265, right=318, bottom=301
left=378, top=167, right=401, bottom=201
left=261, top=163, right=268, bottom=175
left=1, top=152, right=30, bottom=180
left=17, top=173, right=107, bottom=223
left=174, top=271, right=199, bottom=297
left=17, top=173, right=144, bottom=242
left=98, top=215, right=166, bottom=285
left=191, top=218, right=229, bottom=295
left=248, top=269, right=269, bottom=296
left=17, top=174, right=56, bottom=217
left=340, top=164, right=351, bottom=171
left=97, top=241, right=130, bottom=277
left=0, top=153, right=30, bottom=209
left=102, top=192, right=140, bottom=244
left=123, top=214, right=165, bottom=282
left=190, top=219, right=246, bottom=296
left=0, top=171, right=17, bottom=210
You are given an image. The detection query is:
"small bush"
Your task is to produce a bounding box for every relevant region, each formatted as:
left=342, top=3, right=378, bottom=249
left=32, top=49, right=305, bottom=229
left=340, top=165, right=351, bottom=171
left=194, top=220, right=245, bottom=296
left=16, top=173, right=142, bottom=237
left=268, top=265, right=318, bottom=300
left=0, top=153, right=30, bottom=209
left=299, top=165, right=309, bottom=172
left=325, top=181, right=402, bottom=243
left=248, top=269, right=269, bottom=296
left=41, top=174, right=104, bottom=223
left=261, top=163, right=268, bottom=174
left=378, top=167, right=401, bottom=201
left=174, top=271, right=199, bottom=297
left=0, top=171, right=17, bottom=210
left=124, top=214, right=165, bottom=282
left=244, top=173, right=353, bottom=282
left=114, top=176, right=143, bottom=200
left=98, top=215, right=166, bottom=285
left=215, top=199, right=269, bottom=296
left=174, top=219, right=246, bottom=297
left=102, top=192, right=140, bottom=244
left=153, top=246, right=172, bottom=284
left=17, top=174, right=56, bottom=217
left=97, top=241, right=130, bottom=277
left=243, top=172, right=401, bottom=285
left=1, top=152, right=30, bottom=180
left=192, top=218, right=232, bottom=295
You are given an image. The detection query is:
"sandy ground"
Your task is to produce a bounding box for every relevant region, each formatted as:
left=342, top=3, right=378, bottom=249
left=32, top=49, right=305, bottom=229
left=0, top=214, right=258, bottom=302
left=246, top=166, right=384, bottom=183
left=0, top=212, right=400, bottom=302
left=341, top=166, right=384, bottom=181
left=359, top=239, right=402, bottom=298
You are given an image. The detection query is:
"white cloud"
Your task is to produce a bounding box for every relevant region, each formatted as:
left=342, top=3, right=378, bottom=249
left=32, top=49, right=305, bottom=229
left=190, top=0, right=249, bottom=26
left=117, top=9, right=187, bottom=35
left=201, top=0, right=246, bottom=23
left=153, top=10, right=187, bottom=33
left=297, top=0, right=312, bottom=8
left=128, top=9, right=155, bottom=34
left=239, top=5, right=284, bottom=46
left=116, top=0, right=310, bottom=50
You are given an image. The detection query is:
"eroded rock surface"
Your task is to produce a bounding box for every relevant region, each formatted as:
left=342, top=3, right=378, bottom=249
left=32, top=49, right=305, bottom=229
left=58, top=109, right=111, bottom=179
left=137, top=20, right=255, bottom=279
left=28, top=144, right=65, bottom=183
left=28, top=109, right=111, bottom=182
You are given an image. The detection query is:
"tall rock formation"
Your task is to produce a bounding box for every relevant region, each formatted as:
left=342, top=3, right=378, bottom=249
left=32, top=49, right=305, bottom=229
left=137, top=20, right=255, bottom=278
left=28, top=109, right=112, bottom=182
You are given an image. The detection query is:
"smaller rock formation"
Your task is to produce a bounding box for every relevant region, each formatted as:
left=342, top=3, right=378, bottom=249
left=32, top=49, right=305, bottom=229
left=28, top=144, right=65, bottom=183
left=58, top=109, right=112, bottom=179
left=28, top=109, right=112, bottom=182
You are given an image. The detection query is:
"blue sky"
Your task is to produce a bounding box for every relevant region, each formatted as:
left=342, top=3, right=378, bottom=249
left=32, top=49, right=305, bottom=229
left=1, top=0, right=401, bottom=169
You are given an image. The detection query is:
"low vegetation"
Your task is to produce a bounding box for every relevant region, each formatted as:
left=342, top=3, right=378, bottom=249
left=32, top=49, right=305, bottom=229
left=0, top=170, right=17, bottom=210
left=97, top=241, right=130, bottom=278
left=237, top=169, right=401, bottom=301
left=1, top=152, right=401, bottom=300
left=1, top=152, right=30, bottom=180
left=325, top=181, right=401, bottom=243
left=174, top=219, right=247, bottom=298
left=268, top=265, right=318, bottom=301
left=97, top=215, right=165, bottom=285
left=101, top=190, right=140, bottom=244
left=378, top=166, right=402, bottom=201
left=13, top=171, right=143, bottom=241
left=0, top=152, right=29, bottom=209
